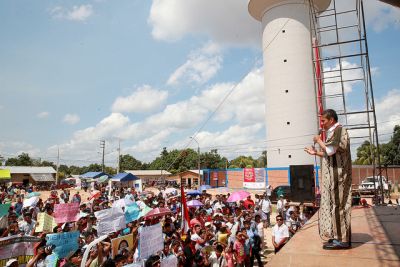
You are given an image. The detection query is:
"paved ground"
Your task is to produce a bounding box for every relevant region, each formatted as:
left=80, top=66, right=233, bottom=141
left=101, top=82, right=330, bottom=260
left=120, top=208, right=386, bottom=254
left=267, top=205, right=400, bottom=267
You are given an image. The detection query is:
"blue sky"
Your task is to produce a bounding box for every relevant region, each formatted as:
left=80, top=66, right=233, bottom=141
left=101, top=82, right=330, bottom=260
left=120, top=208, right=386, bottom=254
left=0, top=0, right=399, bottom=167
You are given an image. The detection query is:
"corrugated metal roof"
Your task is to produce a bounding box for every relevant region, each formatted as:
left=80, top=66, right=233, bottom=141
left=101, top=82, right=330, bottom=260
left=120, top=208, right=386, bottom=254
left=0, top=166, right=56, bottom=174
left=125, top=170, right=171, bottom=176
left=31, top=173, right=55, bottom=182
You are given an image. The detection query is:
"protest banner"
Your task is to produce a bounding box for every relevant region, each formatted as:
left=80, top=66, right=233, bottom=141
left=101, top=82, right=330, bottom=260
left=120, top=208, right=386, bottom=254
left=46, top=231, right=79, bottom=259
left=54, top=203, right=79, bottom=224
left=80, top=235, right=108, bottom=267
left=0, top=235, right=41, bottom=267
left=125, top=203, right=140, bottom=223
left=161, top=255, right=178, bottom=267
left=95, top=207, right=126, bottom=236
left=243, top=168, right=265, bottom=189
left=35, top=212, right=57, bottom=233
left=139, top=223, right=163, bottom=259
left=0, top=203, right=10, bottom=217
left=111, top=233, right=134, bottom=258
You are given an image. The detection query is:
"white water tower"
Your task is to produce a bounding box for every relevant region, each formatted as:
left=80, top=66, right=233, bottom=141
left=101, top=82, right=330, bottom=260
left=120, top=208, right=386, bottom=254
left=248, top=0, right=331, bottom=168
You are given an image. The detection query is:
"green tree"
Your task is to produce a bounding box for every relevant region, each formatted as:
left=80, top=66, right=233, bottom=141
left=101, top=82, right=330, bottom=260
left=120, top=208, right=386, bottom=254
left=256, top=150, right=268, bottom=168
left=5, top=153, right=33, bottom=166
left=149, top=148, right=199, bottom=174
left=119, top=154, right=143, bottom=172
left=201, top=149, right=227, bottom=169
left=40, top=160, right=56, bottom=169
left=380, top=125, right=400, bottom=165
left=105, top=166, right=117, bottom=175
left=354, top=141, right=376, bottom=165
left=229, top=155, right=257, bottom=168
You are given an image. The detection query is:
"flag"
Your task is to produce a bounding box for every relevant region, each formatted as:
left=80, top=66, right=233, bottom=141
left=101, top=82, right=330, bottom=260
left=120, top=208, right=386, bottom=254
left=180, top=184, right=190, bottom=234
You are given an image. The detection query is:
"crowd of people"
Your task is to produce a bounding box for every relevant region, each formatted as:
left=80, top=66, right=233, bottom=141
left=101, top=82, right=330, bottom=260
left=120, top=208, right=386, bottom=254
left=0, top=183, right=316, bottom=267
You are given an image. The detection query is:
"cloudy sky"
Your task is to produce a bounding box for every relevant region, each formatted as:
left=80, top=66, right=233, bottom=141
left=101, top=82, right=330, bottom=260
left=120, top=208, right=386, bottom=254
left=0, top=0, right=399, bottom=167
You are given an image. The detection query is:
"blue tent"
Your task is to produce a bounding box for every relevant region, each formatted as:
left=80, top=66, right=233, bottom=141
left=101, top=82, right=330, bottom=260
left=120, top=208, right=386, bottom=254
left=111, top=173, right=139, bottom=182
left=80, top=172, right=107, bottom=179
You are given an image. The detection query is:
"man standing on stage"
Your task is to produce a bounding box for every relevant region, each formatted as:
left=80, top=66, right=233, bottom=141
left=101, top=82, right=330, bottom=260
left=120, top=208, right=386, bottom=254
left=305, top=109, right=352, bottom=249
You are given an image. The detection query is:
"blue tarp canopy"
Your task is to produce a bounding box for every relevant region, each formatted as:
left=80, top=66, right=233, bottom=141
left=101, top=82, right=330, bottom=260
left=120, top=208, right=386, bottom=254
left=80, top=172, right=107, bottom=179
left=111, top=173, right=139, bottom=182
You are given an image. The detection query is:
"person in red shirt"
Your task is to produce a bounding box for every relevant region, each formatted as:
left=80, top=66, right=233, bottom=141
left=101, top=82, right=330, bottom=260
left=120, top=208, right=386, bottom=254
left=190, top=211, right=205, bottom=228
left=243, top=195, right=255, bottom=210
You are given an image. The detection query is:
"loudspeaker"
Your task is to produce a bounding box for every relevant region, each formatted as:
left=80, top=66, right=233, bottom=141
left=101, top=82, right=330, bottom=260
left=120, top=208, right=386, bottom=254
left=289, top=165, right=315, bottom=202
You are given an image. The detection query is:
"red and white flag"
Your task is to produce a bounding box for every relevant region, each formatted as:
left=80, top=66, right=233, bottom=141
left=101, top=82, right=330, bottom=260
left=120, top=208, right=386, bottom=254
left=180, top=184, right=190, bottom=234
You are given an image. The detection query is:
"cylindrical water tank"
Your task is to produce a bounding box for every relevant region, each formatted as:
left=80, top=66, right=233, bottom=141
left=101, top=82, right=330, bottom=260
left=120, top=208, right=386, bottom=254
left=248, top=0, right=331, bottom=168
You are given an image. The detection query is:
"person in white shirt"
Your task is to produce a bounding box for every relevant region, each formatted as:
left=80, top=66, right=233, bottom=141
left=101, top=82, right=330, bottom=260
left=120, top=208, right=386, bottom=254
left=18, top=213, right=36, bottom=236
left=259, top=194, right=271, bottom=227
left=277, top=195, right=287, bottom=219
left=272, top=214, right=289, bottom=253
left=208, top=244, right=227, bottom=267
left=255, top=214, right=265, bottom=249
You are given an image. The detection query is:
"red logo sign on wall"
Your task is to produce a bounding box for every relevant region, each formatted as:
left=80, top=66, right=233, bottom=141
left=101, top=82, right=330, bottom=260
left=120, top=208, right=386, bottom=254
left=244, top=168, right=255, bottom=182
left=213, top=172, right=218, bottom=181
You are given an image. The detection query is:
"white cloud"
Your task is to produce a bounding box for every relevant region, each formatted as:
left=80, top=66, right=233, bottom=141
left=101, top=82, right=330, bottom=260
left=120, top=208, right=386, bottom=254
left=48, top=113, right=130, bottom=162
left=362, top=0, right=400, bottom=32
left=0, top=141, right=41, bottom=158
left=148, top=0, right=260, bottom=45
left=111, top=85, right=168, bottom=113
left=37, top=111, right=49, bottom=119
left=63, top=113, right=80, bottom=125
left=167, top=43, right=223, bottom=85
left=50, top=5, right=93, bottom=22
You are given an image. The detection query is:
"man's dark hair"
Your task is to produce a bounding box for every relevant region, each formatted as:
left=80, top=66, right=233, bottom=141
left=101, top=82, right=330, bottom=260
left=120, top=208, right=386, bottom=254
left=322, top=109, right=338, bottom=122
left=145, top=255, right=160, bottom=267
left=276, top=214, right=283, bottom=220
left=215, top=244, right=224, bottom=253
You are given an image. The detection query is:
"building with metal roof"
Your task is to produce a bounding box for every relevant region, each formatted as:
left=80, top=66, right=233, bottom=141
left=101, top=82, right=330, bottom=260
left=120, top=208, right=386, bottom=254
left=0, top=166, right=56, bottom=185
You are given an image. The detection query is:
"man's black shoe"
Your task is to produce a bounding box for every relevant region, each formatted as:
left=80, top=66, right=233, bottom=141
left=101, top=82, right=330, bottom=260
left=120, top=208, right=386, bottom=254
left=323, top=241, right=350, bottom=250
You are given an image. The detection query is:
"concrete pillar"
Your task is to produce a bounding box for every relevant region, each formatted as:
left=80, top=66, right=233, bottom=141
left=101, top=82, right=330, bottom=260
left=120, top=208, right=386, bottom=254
left=248, top=0, right=331, bottom=168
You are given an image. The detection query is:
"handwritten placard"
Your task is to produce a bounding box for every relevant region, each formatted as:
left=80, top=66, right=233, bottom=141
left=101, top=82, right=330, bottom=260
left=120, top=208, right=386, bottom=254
left=46, top=231, right=79, bottom=259
left=54, top=203, right=79, bottom=223
left=139, top=223, right=163, bottom=259
left=36, top=213, right=58, bottom=233
left=95, top=207, right=126, bottom=236
left=125, top=203, right=140, bottom=223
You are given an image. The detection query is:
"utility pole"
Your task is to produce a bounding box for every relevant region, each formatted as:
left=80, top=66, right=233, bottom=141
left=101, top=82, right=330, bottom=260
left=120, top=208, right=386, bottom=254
left=190, top=137, right=201, bottom=185
left=56, top=147, right=60, bottom=184
left=100, top=140, right=105, bottom=172
left=117, top=139, right=121, bottom=174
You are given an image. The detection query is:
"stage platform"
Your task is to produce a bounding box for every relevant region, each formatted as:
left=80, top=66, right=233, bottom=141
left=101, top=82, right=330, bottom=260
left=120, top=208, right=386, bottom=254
left=268, top=206, right=400, bottom=267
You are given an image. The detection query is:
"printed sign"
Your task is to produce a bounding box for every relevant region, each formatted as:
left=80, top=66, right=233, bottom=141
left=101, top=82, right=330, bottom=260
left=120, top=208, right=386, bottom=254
left=0, top=204, right=10, bottom=217
left=111, top=234, right=134, bottom=258
left=54, top=203, right=79, bottom=224
left=35, top=213, right=58, bottom=233
left=46, top=231, right=79, bottom=259
left=139, top=223, right=163, bottom=259
left=244, top=168, right=265, bottom=189
left=95, top=207, right=126, bottom=236
left=0, top=235, right=41, bottom=267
